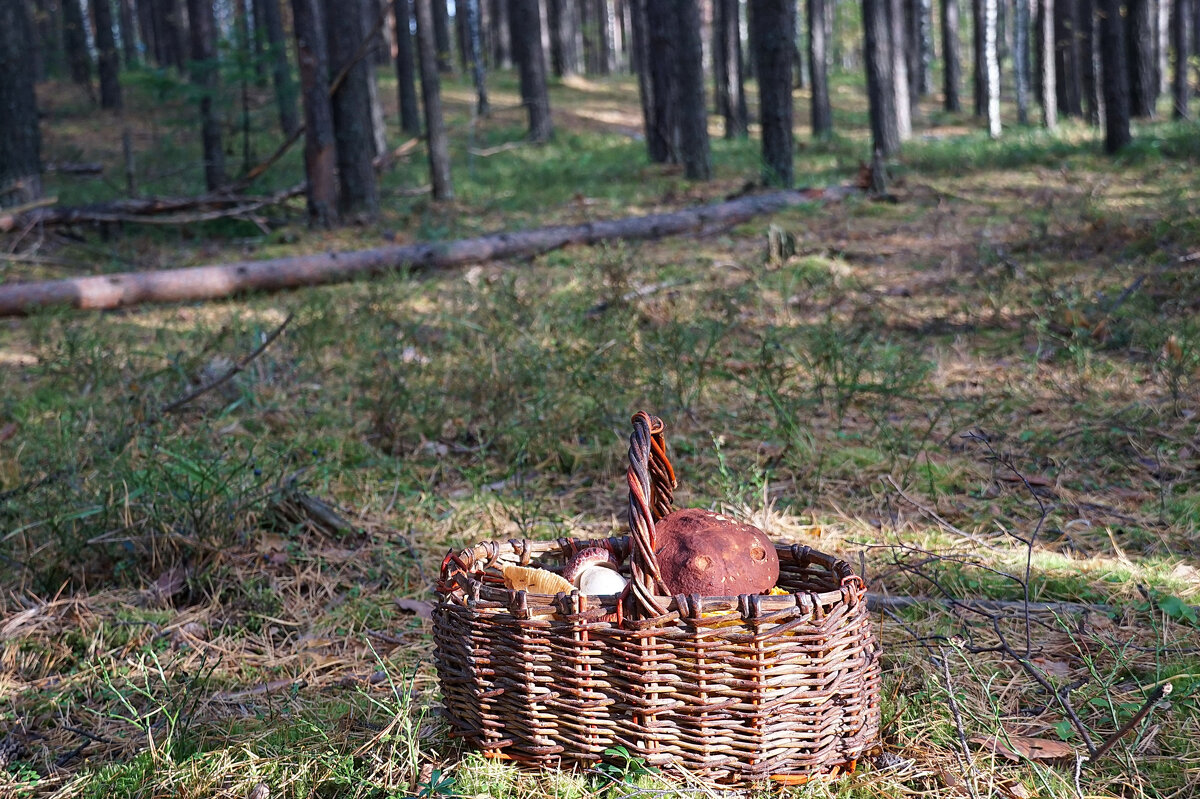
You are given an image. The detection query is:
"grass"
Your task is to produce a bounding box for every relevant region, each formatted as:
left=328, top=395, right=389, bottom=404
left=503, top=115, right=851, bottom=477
left=2, top=61, right=1200, bottom=799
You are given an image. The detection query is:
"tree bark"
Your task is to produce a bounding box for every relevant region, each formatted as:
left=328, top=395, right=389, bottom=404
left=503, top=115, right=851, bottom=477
left=93, top=0, right=124, bottom=110
left=547, top=0, right=572, bottom=75
left=489, top=0, right=510, bottom=66
left=1126, top=0, right=1157, bottom=116
left=1055, top=0, right=1083, bottom=116
left=393, top=0, right=422, bottom=135
left=889, top=0, right=913, bottom=135
left=1041, top=0, right=1058, bottom=126
left=465, top=0, right=489, bottom=114
left=1157, top=0, right=1169, bottom=95
left=919, top=0, right=934, bottom=93
left=1081, top=0, right=1101, bottom=125
left=1174, top=0, right=1192, bottom=118
left=973, top=0, right=985, bottom=115
left=0, top=0, right=42, bottom=204
left=324, top=0, right=380, bottom=216
left=752, top=0, right=795, bottom=185
left=865, top=0, right=901, bottom=154
left=118, top=0, right=138, bottom=66
left=985, top=0, right=1001, bottom=136
left=160, top=0, right=187, bottom=72
left=62, top=0, right=94, bottom=91
left=1099, top=0, right=1132, bottom=151
left=644, top=1, right=677, bottom=162
left=186, top=0, right=227, bottom=191
left=259, top=0, right=301, bottom=136
left=136, top=0, right=157, bottom=67
left=943, top=0, right=962, bottom=110
left=0, top=190, right=857, bottom=316
left=671, top=0, right=710, bottom=180
left=809, top=0, right=833, bottom=137
left=1015, top=0, right=1030, bottom=122
left=631, top=0, right=661, bottom=158
left=714, top=0, right=749, bottom=138
left=415, top=0, right=454, bottom=198
left=509, top=0, right=553, bottom=142
left=290, top=0, right=338, bottom=226
left=432, top=0, right=453, bottom=70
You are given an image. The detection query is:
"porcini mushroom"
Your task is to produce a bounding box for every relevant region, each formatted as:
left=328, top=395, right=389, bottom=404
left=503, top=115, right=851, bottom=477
left=653, top=508, right=779, bottom=596
left=563, top=547, right=628, bottom=596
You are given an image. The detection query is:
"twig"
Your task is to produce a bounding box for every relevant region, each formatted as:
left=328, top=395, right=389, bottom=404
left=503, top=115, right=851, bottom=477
left=61, top=725, right=115, bottom=745
left=885, top=475, right=997, bottom=549
left=162, top=313, right=293, bottom=413
left=939, top=647, right=980, bottom=799
left=1088, top=682, right=1173, bottom=762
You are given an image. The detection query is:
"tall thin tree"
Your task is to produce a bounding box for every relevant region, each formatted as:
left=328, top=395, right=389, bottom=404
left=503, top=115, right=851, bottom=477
left=1099, top=0, right=1132, bottom=151
left=118, top=0, right=138, bottom=66
left=1015, top=0, right=1030, bottom=123
left=1126, top=0, right=1157, bottom=116
left=864, top=0, right=901, bottom=154
left=752, top=0, right=795, bottom=185
left=644, top=1, right=676, bottom=161
left=432, top=0, right=453, bottom=71
left=93, top=0, right=123, bottom=109
left=510, top=0, right=553, bottom=142
left=324, top=0, right=380, bottom=215
left=0, top=0, right=42, bottom=202
left=62, top=0, right=94, bottom=92
left=1041, top=0, right=1058, bottom=127
left=943, top=0, right=962, bottom=110
left=465, top=0, right=489, bottom=113
left=673, top=0, right=710, bottom=179
left=291, top=0, right=339, bottom=226
left=809, top=0, right=833, bottom=137
left=414, top=0, right=453, bottom=198
left=714, top=0, right=749, bottom=138
left=260, top=0, right=301, bottom=136
left=889, top=0, right=913, bottom=136
left=1173, top=0, right=1191, bottom=118
left=394, top=0, right=422, bottom=135
left=185, top=0, right=227, bottom=190
left=985, top=0, right=1001, bottom=136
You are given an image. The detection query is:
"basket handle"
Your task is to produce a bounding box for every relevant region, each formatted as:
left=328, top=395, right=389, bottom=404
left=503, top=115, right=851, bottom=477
left=626, top=411, right=677, bottom=618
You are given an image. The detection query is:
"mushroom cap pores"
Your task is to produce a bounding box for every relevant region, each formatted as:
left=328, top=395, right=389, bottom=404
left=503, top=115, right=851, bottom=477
left=653, top=508, right=780, bottom=596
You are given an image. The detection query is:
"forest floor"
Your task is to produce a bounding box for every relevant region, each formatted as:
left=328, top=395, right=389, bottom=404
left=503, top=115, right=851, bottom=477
left=2, top=69, right=1200, bottom=799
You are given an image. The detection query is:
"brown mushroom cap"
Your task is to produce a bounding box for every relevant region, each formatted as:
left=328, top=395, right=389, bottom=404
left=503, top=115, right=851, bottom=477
left=562, top=547, right=619, bottom=585
left=653, top=508, right=779, bottom=596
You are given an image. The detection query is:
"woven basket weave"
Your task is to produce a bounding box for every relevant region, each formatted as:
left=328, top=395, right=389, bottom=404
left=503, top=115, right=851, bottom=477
left=433, top=413, right=881, bottom=785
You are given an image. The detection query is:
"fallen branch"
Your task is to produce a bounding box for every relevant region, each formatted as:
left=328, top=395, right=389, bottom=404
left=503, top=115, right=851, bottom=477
left=0, top=188, right=856, bottom=316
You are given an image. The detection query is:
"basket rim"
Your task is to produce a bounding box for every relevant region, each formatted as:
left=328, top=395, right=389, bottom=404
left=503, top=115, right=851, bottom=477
left=437, top=534, right=867, bottom=619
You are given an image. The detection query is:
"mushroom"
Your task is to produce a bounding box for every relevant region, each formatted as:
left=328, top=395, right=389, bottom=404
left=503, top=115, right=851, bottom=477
left=502, top=565, right=573, bottom=594
left=653, top=508, right=779, bottom=596
left=563, top=547, right=628, bottom=596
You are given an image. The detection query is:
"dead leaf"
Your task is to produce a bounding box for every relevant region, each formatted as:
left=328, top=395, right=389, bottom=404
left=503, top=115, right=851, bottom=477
left=395, top=598, right=434, bottom=619
left=996, top=777, right=1035, bottom=799
left=1031, top=658, right=1071, bottom=678
left=969, top=733, right=1074, bottom=761
left=0, top=422, right=17, bottom=443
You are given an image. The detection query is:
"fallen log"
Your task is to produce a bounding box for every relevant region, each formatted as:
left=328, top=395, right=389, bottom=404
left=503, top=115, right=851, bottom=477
left=0, top=188, right=854, bottom=316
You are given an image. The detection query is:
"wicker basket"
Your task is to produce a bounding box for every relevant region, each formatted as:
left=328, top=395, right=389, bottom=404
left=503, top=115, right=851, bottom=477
left=433, top=413, right=881, bottom=785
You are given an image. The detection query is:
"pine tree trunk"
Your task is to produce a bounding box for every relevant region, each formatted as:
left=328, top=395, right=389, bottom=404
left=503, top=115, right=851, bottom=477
left=547, top=0, right=568, bottom=75
left=595, top=0, right=612, bottom=74
left=0, top=0, right=42, bottom=203
left=161, top=0, right=187, bottom=72
left=943, top=0, right=962, bottom=110
left=136, top=0, right=157, bottom=67
left=63, top=0, right=94, bottom=91
left=1099, top=0, right=1131, bottom=151
left=973, top=0, right=985, bottom=115
left=509, top=0, right=553, bottom=142
left=645, top=0, right=677, bottom=162
left=93, top=0, right=124, bottom=109
left=1126, top=0, right=1156, bottom=116
left=752, top=0, right=794, bottom=185
left=810, top=0, right=833, bottom=136
left=864, top=0, right=901, bottom=154
left=1041, top=0, right=1058, bottom=126
left=672, top=0, right=710, bottom=179
left=258, top=0, right=300, bottom=136
left=185, top=0, right=227, bottom=191
left=291, top=0, right=339, bottom=226
left=119, top=0, right=138, bottom=66
left=985, top=0, right=1001, bottom=135
left=414, top=0, right=454, bottom=198
left=715, top=0, right=748, bottom=138
left=631, top=0, right=660, bottom=155
left=714, top=0, right=730, bottom=120
left=1081, top=0, right=1101, bottom=124
left=1055, top=0, right=1083, bottom=116
left=394, top=0, right=422, bottom=135
left=324, top=0, right=380, bottom=215
left=252, top=0, right=269, bottom=79
left=1174, top=0, right=1192, bottom=118
left=433, top=0, right=453, bottom=70
left=889, top=0, right=913, bottom=135
left=905, top=0, right=921, bottom=102
left=490, top=0, right=510, bottom=66
left=1015, top=0, right=1030, bottom=122
left=466, top=0, right=489, bottom=113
